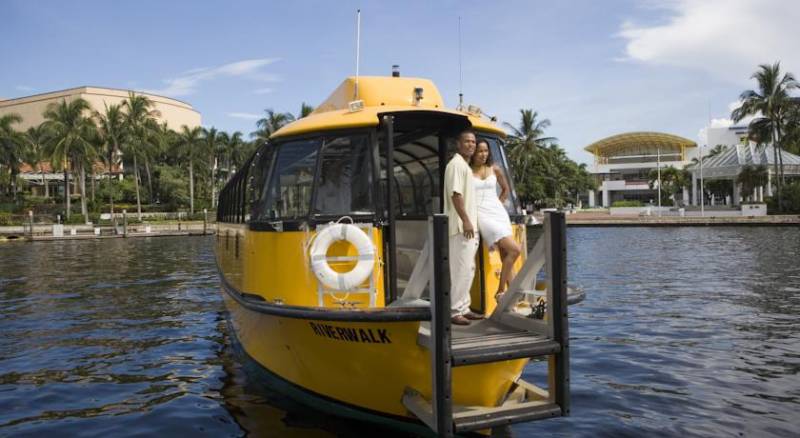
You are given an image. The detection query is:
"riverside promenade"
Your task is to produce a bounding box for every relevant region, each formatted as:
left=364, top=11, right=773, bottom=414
left=561, top=211, right=800, bottom=227
left=0, top=221, right=216, bottom=242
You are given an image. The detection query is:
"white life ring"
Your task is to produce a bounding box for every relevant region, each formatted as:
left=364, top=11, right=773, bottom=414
left=309, top=224, right=375, bottom=291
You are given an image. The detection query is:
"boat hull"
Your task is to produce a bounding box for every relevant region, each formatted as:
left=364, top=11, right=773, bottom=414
left=221, top=287, right=528, bottom=421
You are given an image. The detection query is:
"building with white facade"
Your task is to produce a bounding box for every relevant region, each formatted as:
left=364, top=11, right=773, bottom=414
left=688, top=124, right=800, bottom=206
left=584, top=132, right=697, bottom=207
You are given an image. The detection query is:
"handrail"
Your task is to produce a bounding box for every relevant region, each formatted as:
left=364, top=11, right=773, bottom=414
left=418, top=212, right=570, bottom=436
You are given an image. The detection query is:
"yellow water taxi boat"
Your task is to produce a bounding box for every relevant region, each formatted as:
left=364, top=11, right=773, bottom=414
left=216, top=74, right=575, bottom=435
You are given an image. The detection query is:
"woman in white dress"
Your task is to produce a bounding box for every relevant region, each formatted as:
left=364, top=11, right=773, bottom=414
left=470, top=139, right=521, bottom=301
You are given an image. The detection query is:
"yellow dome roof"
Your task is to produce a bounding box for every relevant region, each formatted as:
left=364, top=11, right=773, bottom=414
left=585, top=132, right=696, bottom=155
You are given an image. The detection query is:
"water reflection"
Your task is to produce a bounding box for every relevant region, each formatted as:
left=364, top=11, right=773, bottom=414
left=1, top=228, right=799, bottom=437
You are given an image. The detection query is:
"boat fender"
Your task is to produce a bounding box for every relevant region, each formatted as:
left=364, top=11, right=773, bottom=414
left=309, top=224, right=375, bottom=291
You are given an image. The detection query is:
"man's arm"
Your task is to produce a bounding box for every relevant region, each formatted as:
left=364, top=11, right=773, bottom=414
left=451, top=192, right=474, bottom=239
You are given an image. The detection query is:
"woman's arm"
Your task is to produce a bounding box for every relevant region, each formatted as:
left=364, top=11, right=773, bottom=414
left=494, top=165, right=510, bottom=203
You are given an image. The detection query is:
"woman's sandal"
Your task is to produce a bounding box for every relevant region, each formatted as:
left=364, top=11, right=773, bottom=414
left=494, top=292, right=505, bottom=303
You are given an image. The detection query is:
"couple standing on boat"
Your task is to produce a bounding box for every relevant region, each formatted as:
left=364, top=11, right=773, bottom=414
left=444, top=129, right=522, bottom=326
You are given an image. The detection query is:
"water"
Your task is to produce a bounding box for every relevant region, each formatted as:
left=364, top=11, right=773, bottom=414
left=1, top=228, right=798, bottom=437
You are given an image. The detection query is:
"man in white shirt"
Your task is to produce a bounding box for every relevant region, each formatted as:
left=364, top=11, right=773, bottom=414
left=443, top=129, right=484, bottom=325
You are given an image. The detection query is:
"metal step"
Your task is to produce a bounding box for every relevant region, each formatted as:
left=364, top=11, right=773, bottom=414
left=403, top=379, right=563, bottom=433
left=417, top=321, right=561, bottom=366
left=451, top=332, right=560, bottom=366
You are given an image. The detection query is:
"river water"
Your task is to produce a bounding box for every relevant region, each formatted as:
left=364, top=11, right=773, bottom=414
left=1, top=228, right=798, bottom=437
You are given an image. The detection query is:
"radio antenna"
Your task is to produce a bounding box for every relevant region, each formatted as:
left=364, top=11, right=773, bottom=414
left=354, top=9, right=361, bottom=100
left=458, top=16, right=464, bottom=109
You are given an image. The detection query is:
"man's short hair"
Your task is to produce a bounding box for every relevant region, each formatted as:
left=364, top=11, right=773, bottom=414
left=458, top=128, right=477, bottom=141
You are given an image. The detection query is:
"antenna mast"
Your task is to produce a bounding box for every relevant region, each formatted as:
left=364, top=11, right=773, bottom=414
left=354, top=9, right=361, bottom=100
left=458, top=16, right=463, bottom=109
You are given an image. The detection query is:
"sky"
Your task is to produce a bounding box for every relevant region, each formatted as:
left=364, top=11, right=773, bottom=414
left=3, top=0, right=800, bottom=164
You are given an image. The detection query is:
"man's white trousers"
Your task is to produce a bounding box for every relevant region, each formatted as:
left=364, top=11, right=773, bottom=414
left=448, top=233, right=479, bottom=316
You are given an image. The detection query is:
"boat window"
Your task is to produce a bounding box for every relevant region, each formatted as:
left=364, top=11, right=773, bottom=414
left=480, top=136, right=522, bottom=215
left=247, top=144, right=276, bottom=221
left=381, top=135, right=441, bottom=217
left=313, top=134, right=374, bottom=216
left=218, top=149, right=256, bottom=224
left=258, top=138, right=321, bottom=220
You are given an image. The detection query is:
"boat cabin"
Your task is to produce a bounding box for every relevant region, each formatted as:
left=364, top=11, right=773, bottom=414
left=217, top=76, right=525, bottom=312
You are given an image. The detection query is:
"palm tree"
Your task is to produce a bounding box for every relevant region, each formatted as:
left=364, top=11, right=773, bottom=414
left=25, top=125, right=50, bottom=198
left=732, top=61, right=799, bottom=211
left=501, top=109, right=559, bottom=206
left=175, top=125, right=204, bottom=214
left=299, top=102, right=315, bottom=118
left=736, top=165, right=768, bottom=202
left=122, top=92, right=161, bottom=219
left=94, top=103, right=126, bottom=214
left=202, top=127, right=222, bottom=208
left=783, top=98, right=800, bottom=155
left=0, top=113, right=26, bottom=201
left=225, top=131, right=246, bottom=176
left=503, top=109, right=557, bottom=170
left=41, top=98, right=98, bottom=222
left=251, top=109, right=295, bottom=142
left=216, top=131, right=245, bottom=181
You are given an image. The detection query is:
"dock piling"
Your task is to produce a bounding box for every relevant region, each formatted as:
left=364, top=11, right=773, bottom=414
left=28, top=210, right=33, bottom=240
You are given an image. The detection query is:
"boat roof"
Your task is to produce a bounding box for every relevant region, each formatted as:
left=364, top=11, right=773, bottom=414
left=271, top=76, right=505, bottom=139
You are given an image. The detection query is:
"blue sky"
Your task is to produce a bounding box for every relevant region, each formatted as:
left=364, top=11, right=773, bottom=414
left=3, top=0, right=799, bottom=163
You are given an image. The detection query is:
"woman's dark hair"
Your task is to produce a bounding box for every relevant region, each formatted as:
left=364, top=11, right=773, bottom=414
left=471, top=138, right=493, bottom=166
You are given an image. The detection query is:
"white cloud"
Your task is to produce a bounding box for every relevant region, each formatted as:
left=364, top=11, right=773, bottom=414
left=15, top=85, right=34, bottom=92
left=227, top=112, right=262, bottom=120
left=146, top=58, right=280, bottom=97
left=253, top=87, right=274, bottom=95
left=618, top=0, right=800, bottom=84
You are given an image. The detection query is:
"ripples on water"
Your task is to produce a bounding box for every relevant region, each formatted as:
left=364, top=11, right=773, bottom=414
left=1, top=229, right=798, bottom=437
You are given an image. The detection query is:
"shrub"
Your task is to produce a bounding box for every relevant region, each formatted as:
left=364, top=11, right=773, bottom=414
left=766, top=181, right=800, bottom=213
left=782, top=181, right=800, bottom=213
left=0, top=212, right=12, bottom=226
left=611, top=200, right=643, bottom=207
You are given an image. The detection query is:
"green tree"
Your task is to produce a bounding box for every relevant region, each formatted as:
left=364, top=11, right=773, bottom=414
left=783, top=99, right=800, bottom=155
left=501, top=109, right=593, bottom=208
left=251, top=109, right=295, bottom=142
left=94, top=103, right=127, bottom=213
left=299, top=102, right=315, bottom=118
left=223, top=131, right=245, bottom=179
left=41, top=98, right=98, bottom=222
left=503, top=109, right=556, bottom=171
left=732, top=61, right=799, bottom=211
left=202, top=127, right=222, bottom=207
left=175, top=125, right=204, bottom=214
left=24, top=125, right=50, bottom=198
left=122, top=92, right=160, bottom=219
left=648, top=165, right=689, bottom=205
left=736, top=165, right=768, bottom=201
left=0, top=113, right=26, bottom=201
left=503, top=109, right=556, bottom=205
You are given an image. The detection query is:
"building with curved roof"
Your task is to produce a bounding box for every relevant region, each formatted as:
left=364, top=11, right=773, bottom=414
left=0, top=86, right=201, bottom=197
left=584, top=131, right=697, bottom=207
left=0, top=86, right=201, bottom=131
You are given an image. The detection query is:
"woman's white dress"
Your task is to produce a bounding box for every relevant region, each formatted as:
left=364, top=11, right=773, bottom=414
left=473, top=173, right=513, bottom=246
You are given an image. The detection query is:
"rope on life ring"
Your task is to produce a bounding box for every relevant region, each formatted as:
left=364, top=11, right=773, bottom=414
left=309, top=223, right=375, bottom=291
